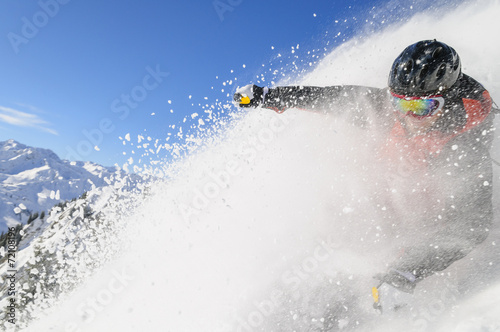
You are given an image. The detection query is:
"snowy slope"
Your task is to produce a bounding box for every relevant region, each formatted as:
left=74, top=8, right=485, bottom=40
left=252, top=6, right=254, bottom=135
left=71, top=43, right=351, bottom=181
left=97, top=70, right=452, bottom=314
left=13, top=0, right=500, bottom=331
left=0, top=139, right=127, bottom=233
left=0, top=181, right=146, bottom=330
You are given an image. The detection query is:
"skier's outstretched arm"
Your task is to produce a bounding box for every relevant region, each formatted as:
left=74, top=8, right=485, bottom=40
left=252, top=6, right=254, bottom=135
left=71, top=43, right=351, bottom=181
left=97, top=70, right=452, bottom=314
left=233, top=84, right=386, bottom=114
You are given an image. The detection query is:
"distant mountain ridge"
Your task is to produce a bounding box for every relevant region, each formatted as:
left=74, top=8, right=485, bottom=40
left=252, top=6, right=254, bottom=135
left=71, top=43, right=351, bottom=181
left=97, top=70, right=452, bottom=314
left=0, top=139, right=125, bottom=232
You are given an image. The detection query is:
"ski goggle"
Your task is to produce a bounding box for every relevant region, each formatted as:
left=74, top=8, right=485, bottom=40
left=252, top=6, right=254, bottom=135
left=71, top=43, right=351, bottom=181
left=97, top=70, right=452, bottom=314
left=390, top=92, right=445, bottom=117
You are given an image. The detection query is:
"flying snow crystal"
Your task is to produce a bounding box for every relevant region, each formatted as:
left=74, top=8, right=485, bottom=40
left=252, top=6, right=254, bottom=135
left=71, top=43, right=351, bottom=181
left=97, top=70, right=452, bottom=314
left=125, top=133, right=131, bottom=141
left=48, top=190, right=61, bottom=200
left=342, top=206, right=354, bottom=214
left=94, top=146, right=100, bottom=151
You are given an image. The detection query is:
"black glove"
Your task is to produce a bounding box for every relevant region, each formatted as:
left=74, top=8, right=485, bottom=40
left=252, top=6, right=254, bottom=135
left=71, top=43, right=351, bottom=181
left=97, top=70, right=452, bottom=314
left=374, top=268, right=418, bottom=294
left=233, top=84, right=265, bottom=108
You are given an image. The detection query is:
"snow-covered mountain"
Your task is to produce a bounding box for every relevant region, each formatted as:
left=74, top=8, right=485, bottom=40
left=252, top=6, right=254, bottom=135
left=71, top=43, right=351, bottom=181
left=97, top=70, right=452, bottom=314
left=0, top=140, right=148, bottom=330
left=0, top=139, right=127, bottom=233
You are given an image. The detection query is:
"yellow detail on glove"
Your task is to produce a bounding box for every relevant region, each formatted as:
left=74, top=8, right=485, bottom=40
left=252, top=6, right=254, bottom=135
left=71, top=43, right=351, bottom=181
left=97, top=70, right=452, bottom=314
left=240, top=95, right=251, bottom=105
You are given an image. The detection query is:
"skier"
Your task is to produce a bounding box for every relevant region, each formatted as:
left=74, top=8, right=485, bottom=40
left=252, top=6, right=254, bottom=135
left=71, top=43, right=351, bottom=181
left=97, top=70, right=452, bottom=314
left=232, top=40, right=496, bottom=312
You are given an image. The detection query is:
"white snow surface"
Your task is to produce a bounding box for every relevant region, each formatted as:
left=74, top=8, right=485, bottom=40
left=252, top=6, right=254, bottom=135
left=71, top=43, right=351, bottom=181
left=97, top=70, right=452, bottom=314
left=22, top=1, right=500, bottom=331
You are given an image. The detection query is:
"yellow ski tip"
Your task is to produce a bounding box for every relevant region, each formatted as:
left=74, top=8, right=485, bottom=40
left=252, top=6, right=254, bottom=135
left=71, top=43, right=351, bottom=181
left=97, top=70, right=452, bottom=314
left=372, top=286, right=380, bottom=303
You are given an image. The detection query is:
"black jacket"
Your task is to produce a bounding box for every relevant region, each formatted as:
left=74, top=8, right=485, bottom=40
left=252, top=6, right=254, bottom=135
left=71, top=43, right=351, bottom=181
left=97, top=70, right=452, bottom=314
left=260, top=74, right=495, bottom=283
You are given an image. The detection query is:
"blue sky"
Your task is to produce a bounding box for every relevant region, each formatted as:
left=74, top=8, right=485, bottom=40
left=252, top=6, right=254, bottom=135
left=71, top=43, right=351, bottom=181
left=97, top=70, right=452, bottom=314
left=0, top=0, right=457, bottom=168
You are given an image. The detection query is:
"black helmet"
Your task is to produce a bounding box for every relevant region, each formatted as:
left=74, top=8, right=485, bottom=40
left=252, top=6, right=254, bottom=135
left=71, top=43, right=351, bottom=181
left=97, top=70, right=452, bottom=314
left=388, top=40, right=461, bottom=96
